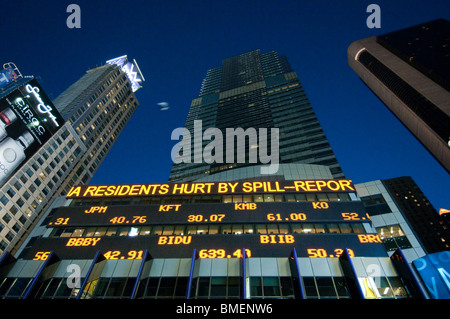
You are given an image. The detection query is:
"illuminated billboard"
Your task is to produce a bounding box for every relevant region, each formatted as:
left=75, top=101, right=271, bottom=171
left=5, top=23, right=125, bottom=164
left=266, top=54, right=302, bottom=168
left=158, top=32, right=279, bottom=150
left=0, top=78, right=65, bottom=187
left=66, top=179, right=356, bottom=198
left=105, top=55, right=144, bottom=92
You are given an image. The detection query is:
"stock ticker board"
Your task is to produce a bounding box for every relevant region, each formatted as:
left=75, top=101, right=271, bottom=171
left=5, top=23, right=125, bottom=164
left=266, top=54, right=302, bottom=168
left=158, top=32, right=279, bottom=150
left=23, top=180, right=387, bottom=261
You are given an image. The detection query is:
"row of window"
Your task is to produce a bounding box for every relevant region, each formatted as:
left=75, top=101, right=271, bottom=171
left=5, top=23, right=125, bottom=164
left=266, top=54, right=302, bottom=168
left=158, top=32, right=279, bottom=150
left=0, top=274, right=410, bottom=299
left=70, top=192, right=352, bottom=208
left=49, top=222, right=367, bottom=238
left=67, top=69, right=126, bottom=123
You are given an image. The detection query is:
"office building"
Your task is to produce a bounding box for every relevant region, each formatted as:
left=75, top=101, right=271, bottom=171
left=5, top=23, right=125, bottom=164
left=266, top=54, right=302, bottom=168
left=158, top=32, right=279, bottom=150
left=355, top=178, right=427, bottom=263
left=382, top=176, right=449, bottom=253
left=348, top=19, right=450, bottom=172
left=356, top=176, right=450, bottom=258
left=0, top=56, right=144, bottom=256
left=0, top=174, right=428, bottom=299
left=169, top=49, right=345, bottom=182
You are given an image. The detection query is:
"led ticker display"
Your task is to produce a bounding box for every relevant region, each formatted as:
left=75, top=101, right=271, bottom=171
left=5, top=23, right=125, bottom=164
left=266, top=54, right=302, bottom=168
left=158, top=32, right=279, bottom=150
left=21, top=233, right=387, bottom=261
left=66, top=179, right=356, bottom=199
left=47, top=201, right=370, bottom=227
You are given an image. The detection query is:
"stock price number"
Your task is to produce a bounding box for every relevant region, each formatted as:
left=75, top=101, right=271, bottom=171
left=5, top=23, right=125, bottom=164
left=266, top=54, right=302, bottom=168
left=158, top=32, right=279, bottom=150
left=198, top=249, right=251, bottom=259
left=267, top=213, right=307, bottom=222
left=341, top=213, right=370, bottom=221
left=307, top=248, right=355, bottom=258
left=103, top=250, right=144, bottom=260
left=109, top=216, right=147, bottom=224
left=33, top=251, right=51, bottom=261
left=187, top=214, right=225, bottom=223
left=48, top=217, right=70, bottom=226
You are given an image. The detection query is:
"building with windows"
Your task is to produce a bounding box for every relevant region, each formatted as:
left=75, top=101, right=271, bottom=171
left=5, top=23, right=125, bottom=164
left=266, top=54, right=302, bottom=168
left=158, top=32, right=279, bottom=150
left=381, top=177, right=449, bottom=253
left=0, top=170, right=429, bottom=300
left=355, top=179, right=426, bottom=263
left=0, top=56, right=144, bottom=256
left=356, top=176, right=449, bottom=260
left=169, top=49, right=345, bottom=182
left=348, top=19, right=450, bottom=172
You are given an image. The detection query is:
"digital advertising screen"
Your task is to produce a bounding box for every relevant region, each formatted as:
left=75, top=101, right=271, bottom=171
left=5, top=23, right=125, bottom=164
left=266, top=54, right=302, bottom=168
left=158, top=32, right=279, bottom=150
left=0, top=78, right=65, bottom=187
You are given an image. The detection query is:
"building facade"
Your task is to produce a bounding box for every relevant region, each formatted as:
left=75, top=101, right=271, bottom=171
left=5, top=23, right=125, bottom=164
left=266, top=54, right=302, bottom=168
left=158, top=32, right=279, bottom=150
left=382, top=176, right=449, bottom=254
left=0, top=56, right=143, bottom=256
left=355, top=179, right=427, bottom=263
left=348, top=19, right=450, bottom=172
left=356, top=176, right=450, bottom=260
left=169, top=50, right=345, bottom=182
left=0, top=172, right=429, bottom=300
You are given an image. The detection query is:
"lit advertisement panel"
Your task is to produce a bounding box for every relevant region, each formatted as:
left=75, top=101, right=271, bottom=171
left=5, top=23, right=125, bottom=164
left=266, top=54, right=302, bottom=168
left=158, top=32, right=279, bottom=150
left=20, top=233, right=387, bottom=260
left=105, top=55, right=144, bottom=92
left=412, top=251, right=450, bottom=299
left=0, top=78, right=65, bottom=186
left=66, top=180, right=357, bottom=198
left=47, top=201, right=371, bottom=227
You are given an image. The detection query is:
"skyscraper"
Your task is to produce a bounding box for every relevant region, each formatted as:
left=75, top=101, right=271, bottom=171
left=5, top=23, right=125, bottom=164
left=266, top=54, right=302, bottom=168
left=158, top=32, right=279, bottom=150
left=347, top=19, right=450, bottom=172
left=382, top=176, right=450, bottom=253
left=169, top=49, right=345, bottom=182
left=53, top=55, right=144, bottom=194
left=0, top=56, right=144, bottom=255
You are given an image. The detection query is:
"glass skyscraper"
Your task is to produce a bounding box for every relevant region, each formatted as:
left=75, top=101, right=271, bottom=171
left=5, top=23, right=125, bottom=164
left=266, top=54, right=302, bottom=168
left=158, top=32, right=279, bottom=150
left=169, top=49, right=344, bottom=182
left=348, top=19, right=450, bottom=172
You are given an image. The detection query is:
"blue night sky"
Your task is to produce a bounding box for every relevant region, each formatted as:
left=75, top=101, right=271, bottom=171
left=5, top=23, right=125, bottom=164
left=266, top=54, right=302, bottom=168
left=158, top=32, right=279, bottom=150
left=1, top=1, right=449, bottom=211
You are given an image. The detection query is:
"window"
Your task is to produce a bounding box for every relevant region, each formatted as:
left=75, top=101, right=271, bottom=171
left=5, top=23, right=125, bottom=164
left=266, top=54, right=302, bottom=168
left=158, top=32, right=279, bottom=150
left=6, top=189, right=15, bottom=198
left=249, top=276, right=294, bottom=299
left=2, top=213, right=11, bottom=224
left=49, top=223, right=368, bottom=238
left=0, top=278, right=32, bottom=298
left=361, top=195, right=392, bottom=216
left=302, top=277, right=350, bottom=299
left=136, top=276, right=188, bottom=299
left=189, top=276, right=240, bottom=299
left=358, top=276, right=410, bottom=299
left=376, top=224, right=412, bottom=251
left=0, top=195, right=7, bottom=205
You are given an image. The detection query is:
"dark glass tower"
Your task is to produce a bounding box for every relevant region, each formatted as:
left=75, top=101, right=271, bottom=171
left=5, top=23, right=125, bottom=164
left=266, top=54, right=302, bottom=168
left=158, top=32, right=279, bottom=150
left=382, top=176, right=450, bottom=253
left=169, top=50, right=344, bottom=182
left=348, top=19, right=450, bottom=172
